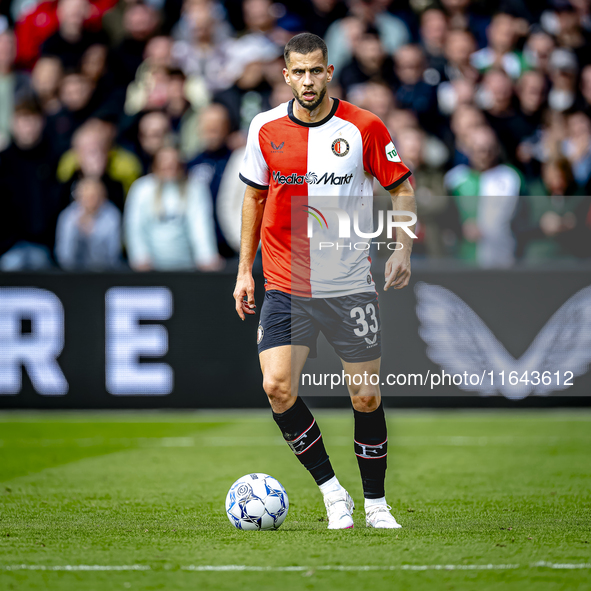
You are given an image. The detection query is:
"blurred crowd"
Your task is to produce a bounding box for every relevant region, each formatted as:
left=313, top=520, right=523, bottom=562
left=1, top=0, right=591, bottom=272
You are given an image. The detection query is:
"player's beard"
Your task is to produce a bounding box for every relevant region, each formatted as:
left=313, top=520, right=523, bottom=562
left=294, top=85, right=327, bottom=111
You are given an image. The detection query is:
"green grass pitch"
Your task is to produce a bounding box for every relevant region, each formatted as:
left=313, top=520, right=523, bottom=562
left=0, top=410, right=590, bottom=590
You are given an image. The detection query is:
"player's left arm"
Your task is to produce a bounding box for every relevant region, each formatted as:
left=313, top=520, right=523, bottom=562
left=360, top=113, right=416, bottom=290
left=384, top=179, right=416, bottom=291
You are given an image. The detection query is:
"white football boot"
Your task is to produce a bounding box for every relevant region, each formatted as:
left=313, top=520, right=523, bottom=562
left=324, top=488, right=355, bottom=529
left=365, top=504, right=402, bottom=529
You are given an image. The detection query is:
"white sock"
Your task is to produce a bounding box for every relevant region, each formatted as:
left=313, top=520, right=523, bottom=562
left=318, top=476, right=341, bottom=496
left=365, top=496, right=387, bottom=511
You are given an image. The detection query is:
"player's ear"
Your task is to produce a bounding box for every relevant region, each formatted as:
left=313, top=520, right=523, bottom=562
left=326, top=64, right=334, bottom=83
left=282, top=67, right=290, bottom=84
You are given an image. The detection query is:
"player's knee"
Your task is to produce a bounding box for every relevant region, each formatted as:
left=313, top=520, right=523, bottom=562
left=351, top=394, right=380, bottom=413
left=348, top=378, right=380, bottom=399
left=263, top=376, right=292, bottom=407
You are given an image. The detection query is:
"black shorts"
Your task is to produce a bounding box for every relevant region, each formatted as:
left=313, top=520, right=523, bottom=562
left=256, top=290, right=381, bottom=363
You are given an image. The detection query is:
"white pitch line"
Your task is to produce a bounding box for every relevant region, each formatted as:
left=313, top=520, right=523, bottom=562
left=532, top=562, right=591, bottom=569
left=181, top=564, right=521, bottom=572
left=2, top=563, right=591, bottom=572
left=3, top=434, right=589, bottom=450
left=1, top=565, right=150, bottom=571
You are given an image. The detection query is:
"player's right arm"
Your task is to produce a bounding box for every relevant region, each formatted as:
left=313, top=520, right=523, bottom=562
left=234, top=111, right=272, bottom=319
left=233, top=184, right=267, bottom=320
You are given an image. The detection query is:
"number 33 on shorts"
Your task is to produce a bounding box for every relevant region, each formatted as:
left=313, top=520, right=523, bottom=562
left=350, top=303, right=380, bottom=347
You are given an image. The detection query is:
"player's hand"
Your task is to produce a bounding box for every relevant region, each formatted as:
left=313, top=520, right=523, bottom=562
left=384, top=250, right=411, bottom=291
left=233, top=273, right=256, bottom=320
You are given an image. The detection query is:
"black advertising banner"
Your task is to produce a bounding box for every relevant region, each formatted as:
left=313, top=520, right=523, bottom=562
left=0, top=269, right=590, bottom=409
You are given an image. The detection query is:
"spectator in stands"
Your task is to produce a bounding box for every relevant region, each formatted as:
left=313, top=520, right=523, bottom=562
left=480, top=68, right=533, bottom=162
left=523, top=29, right=555, bottom=75
left=41, top=0, right=108, bottom=70
left=553, top=0, right=591, bottom=66
left=58, top=118, right=142, bottom=198
left=0, top=100, right=63, bottom=270
left=419, top=8, right=448, bottom=78
left=80, top=40, right=121, bottom=118
left=437, top=76, right=476, bottom=118
left=529, top=155, right=584, bottom=196
left=338, top=26, right=395, bottom=98
left=171, top=0, right=234, bottom=93
left=125, top=40, right=208, bottom=157
left=0, top=28, right=30, bottom=150
left=391, top=126, right=449, bottom=258
left=125, top=42, right=172, bottom=115
left=397, top=126, right=446, bottom=200
left=391, top=113, right=458, bottom=180
left=45, top=71, right=97, bottom=157
left=562, top=110, right=591, bottom=186
left=109, top=3, right=160, bottom=91
left=81, top=43, right=109, bottom=87
left=325, top=0, right=410, bottom=74
left=125, top=37, right=175, bottom=115
left=445, top=126, right=522, bottom=268
left=568, top=0, right=591, bottom=32
left=14, top=0, right=116, bottom=70
left=513, top=163, right=591, bottom=261
left=516, top=70, right=547, bottom=134
left=350, top=81, right=394, bottom=121
left=172, top=0, right=232, bottom=46
left=31, top=56, right=64, bottom=116
left=127, top=66, right=198, bottom=157
left=216, top=145, right=247, bottom=256
left=301, top=0, right=348, bottom=38
left=57, top=119, right=125, bottom=210
left=55, top=176, right=122, bottom=270
left=124, top=145, right=221, bottom=271
left=578, top=63, right=591, bottom=116
left=441, top=27, right=478, bottom=83
left=394, top=44, right=439, bottom=134
left=269, top=79, right=295, bottom=107
left=440, top=0, right=489, bottom=49
left=214, top=57, right=273, bottom=132
left=447, top=103, right=486, bottom=167
left=518, top=106, right=561, bottom=164
left=514, top=70, right=548, bottom=177
left=547, top=48, right=578, bottom=112
left=127, top=63, right=170, bottom=114
left=188, top=103, right=234, bottom=258
left=223, top=0, right=283, bottom=85
left=242, top=0, right=277, bottom=38
left=167, top=69, right=200, bottom=155
left=132, top=110, right=172, bottom=174
left=471, top=12, right=524, bottom=80
left=386, top=108, right=419, bottom=139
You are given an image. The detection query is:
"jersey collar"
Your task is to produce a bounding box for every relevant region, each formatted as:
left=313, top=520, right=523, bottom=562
left=287, top=98, right=340, bottom=128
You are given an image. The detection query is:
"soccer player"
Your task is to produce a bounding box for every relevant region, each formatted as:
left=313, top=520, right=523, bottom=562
left=233, top=33, right=416, bottom=529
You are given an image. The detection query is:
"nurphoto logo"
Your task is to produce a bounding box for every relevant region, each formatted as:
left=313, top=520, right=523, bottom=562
left=303, top=206, right=417, bottom=251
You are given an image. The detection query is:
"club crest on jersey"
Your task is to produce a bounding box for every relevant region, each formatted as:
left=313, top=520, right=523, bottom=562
left=331, top=138, right=350, bottom=157
left=257, top=324, right=264, bottom=344
left=385, top=141, right=401, bottom=162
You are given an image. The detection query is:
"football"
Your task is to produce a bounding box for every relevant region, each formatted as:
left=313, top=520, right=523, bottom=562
left=225, top=473, right=289, bottom=530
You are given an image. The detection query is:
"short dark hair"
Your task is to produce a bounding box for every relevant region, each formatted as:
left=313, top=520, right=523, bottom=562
left=14, top=98, right=42, bottom=117
left=284, top=33, right=328, bottom=65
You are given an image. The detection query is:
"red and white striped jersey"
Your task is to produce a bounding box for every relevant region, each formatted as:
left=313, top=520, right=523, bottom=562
left=239, top=98, right=411, bottom=297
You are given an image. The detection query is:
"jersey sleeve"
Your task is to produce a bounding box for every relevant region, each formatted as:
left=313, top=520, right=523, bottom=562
left=362, top=116, right=412, bottom=191
left=239, top=115, right=270, bottom=190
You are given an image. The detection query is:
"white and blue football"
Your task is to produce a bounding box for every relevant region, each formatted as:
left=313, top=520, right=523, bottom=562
left=225, top=473, right=289, bottom=531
